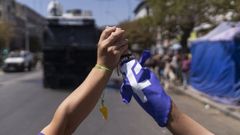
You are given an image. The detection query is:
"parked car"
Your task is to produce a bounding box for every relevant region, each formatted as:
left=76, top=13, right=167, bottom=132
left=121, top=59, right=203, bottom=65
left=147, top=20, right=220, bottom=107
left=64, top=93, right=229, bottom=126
left=2, top=51, right=34, bottom=72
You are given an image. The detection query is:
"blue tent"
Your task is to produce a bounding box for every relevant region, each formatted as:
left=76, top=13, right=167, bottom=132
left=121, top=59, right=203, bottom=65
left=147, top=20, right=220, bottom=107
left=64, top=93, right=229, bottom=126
left=190, top=22, right=240, bottom=102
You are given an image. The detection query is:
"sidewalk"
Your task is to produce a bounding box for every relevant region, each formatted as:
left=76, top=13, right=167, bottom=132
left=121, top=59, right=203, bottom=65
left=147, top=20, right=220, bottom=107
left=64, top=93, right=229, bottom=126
left=172, top=84, right=240, bottom=121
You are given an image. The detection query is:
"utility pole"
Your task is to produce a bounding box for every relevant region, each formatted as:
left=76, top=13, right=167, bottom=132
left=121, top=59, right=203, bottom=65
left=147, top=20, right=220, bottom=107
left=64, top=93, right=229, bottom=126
left=25, top=26, right=30, bottom=51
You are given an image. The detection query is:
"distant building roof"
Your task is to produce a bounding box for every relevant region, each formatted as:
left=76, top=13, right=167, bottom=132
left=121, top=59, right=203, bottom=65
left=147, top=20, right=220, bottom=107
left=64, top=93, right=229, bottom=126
left=134, top=1, right=147, bottom=15
left=133, top=1, right=151, bottom=20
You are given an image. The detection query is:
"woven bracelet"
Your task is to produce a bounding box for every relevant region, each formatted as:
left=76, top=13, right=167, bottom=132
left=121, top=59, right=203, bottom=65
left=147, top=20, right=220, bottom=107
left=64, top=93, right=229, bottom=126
left=95, top=64, right=112, bottom=72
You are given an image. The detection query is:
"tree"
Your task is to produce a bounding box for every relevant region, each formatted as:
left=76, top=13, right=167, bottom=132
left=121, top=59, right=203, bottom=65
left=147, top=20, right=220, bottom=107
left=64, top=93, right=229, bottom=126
left=0, top=22, right=13, bottom=65
left=119, top=17, right=155, bottom=50
left=146, top=0, right=240, bottom=53
left=0, top=22, right=13, bottom=49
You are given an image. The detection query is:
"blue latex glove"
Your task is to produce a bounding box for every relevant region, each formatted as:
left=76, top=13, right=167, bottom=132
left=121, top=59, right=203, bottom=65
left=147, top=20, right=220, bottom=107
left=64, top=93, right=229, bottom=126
left=120, top=50, right=172, bottom=127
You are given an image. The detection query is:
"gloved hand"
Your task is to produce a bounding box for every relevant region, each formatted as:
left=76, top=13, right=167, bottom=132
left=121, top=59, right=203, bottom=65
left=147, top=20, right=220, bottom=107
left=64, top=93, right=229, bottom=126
left=120, top=50, right=172, bottom=127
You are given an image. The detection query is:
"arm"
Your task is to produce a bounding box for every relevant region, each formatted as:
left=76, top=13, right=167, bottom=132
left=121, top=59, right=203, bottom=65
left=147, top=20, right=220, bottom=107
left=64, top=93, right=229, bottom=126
left=41, top=69, right=112, bottom=135
left=167, top=103, right=214, bottom=135
left=41, top=27, right=128, bottom=135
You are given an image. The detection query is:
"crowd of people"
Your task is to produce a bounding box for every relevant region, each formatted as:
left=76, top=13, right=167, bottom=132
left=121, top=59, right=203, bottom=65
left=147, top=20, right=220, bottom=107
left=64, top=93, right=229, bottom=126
left=144, top=40, right=191, bottom=90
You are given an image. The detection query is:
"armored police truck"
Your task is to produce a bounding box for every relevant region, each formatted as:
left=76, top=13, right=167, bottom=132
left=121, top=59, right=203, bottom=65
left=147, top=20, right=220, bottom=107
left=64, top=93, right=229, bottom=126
left=43, top=5, right=99, bottom=89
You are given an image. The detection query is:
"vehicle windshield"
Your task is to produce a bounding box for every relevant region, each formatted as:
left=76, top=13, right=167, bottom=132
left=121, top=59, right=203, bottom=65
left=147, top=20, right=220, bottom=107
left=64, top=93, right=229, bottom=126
left=45, top=24, right=98, bottom=49
left=8, top=52, right=26, bottom=58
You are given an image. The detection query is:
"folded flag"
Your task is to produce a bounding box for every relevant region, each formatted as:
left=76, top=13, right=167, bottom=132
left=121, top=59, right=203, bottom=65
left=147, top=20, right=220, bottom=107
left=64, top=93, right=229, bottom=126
left=120, top=50, right=172, bottom=127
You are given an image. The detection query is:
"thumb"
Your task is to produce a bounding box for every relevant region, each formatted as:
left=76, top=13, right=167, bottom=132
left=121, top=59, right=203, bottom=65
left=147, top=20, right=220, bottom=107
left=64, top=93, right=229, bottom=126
left=120, top=82, right=133, bottom=104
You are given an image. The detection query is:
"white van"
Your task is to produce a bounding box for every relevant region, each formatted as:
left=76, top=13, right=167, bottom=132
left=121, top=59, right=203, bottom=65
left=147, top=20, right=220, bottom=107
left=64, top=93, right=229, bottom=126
left=3, top=51, right=33, bottom=72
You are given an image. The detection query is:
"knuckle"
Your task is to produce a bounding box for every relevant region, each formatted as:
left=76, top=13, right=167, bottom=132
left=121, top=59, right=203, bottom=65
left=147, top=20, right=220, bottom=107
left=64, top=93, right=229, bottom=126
left=113, top=51, right=118, bottom=55
left=112, top=32, right=119, bottom=37
left=107, top=48, right=111, bottom=53
left=103, top=28, right=109, bottom=33
left=108, top=46, right=115, bottom=52
left=102, top=41, right=109, bottom=47
left=104, top=41, right=110, bottom=47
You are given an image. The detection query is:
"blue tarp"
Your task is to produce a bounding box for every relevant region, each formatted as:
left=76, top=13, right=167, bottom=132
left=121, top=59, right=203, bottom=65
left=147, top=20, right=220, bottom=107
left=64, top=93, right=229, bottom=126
left=190, top=22, right=240, bottom=102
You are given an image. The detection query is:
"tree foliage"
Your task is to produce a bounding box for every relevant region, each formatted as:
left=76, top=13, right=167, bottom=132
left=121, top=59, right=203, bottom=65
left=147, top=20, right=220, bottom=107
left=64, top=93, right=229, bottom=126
left=119, top=17, right=155, bottom=50
left=0, top=22, right=12, bottom=49
left=146, top=0, right=240, bottom=52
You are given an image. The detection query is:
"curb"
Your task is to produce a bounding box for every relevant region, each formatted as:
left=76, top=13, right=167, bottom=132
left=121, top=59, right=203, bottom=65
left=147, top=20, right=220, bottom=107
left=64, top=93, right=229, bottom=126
left=173, top=85, right=240, bottom=121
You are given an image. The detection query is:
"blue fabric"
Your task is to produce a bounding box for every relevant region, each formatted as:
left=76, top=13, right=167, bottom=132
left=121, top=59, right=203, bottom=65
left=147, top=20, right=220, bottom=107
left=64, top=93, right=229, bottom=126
left=120, top=51, right=172, bottom=127
left=190, top=36, right=240, bottom=100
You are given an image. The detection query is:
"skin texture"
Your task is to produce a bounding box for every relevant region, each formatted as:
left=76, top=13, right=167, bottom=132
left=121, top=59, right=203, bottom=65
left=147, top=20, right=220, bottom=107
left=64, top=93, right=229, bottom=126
left=167, top=103, right=214, bottom=135
left=41, top=27, right=214, bottom=135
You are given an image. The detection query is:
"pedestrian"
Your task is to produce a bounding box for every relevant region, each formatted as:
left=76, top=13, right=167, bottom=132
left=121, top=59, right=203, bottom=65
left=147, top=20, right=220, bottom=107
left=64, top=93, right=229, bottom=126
left=170, top=52, right=182, bottom=83
left=39, top=26, right=213, bottom=135
left=156, top=55, right=165, bottom=83
left=181, top=54, right=191, bottom=88
left=163, top=55, right=176, bottom=89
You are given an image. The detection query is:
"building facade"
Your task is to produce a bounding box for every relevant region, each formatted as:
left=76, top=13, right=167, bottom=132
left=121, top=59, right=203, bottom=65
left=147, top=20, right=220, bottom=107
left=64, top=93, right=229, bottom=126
left=0, top=0, right=15, bottom=22
left=0, top=0, right=47, bottom=50
left=15, top=2, right=47, bottom=50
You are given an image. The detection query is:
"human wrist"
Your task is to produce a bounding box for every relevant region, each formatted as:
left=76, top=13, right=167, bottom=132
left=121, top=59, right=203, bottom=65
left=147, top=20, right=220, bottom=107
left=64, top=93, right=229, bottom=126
left=96, top=59, right=114, bottom=71
left=95, top=64, right=112, bottom=72
left=95, top=62, right=113, bottom=73
left=167, top=102, right=182, bottom=128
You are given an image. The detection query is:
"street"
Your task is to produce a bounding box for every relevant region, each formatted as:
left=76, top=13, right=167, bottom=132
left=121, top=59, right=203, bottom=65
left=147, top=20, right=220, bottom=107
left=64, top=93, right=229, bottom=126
left=0, top=70, right=239, bottom=135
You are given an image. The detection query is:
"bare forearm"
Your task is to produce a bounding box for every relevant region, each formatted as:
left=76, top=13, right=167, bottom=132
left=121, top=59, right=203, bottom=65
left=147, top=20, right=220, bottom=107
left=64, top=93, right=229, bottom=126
left=167, top=103, right=214, bottom=135
left=55, top=68, right=112, bottom=133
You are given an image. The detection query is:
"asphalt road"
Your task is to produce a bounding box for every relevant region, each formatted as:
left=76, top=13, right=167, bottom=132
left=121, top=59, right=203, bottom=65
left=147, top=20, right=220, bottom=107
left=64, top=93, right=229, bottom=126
left=0, top=70, right=239, bottom=135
